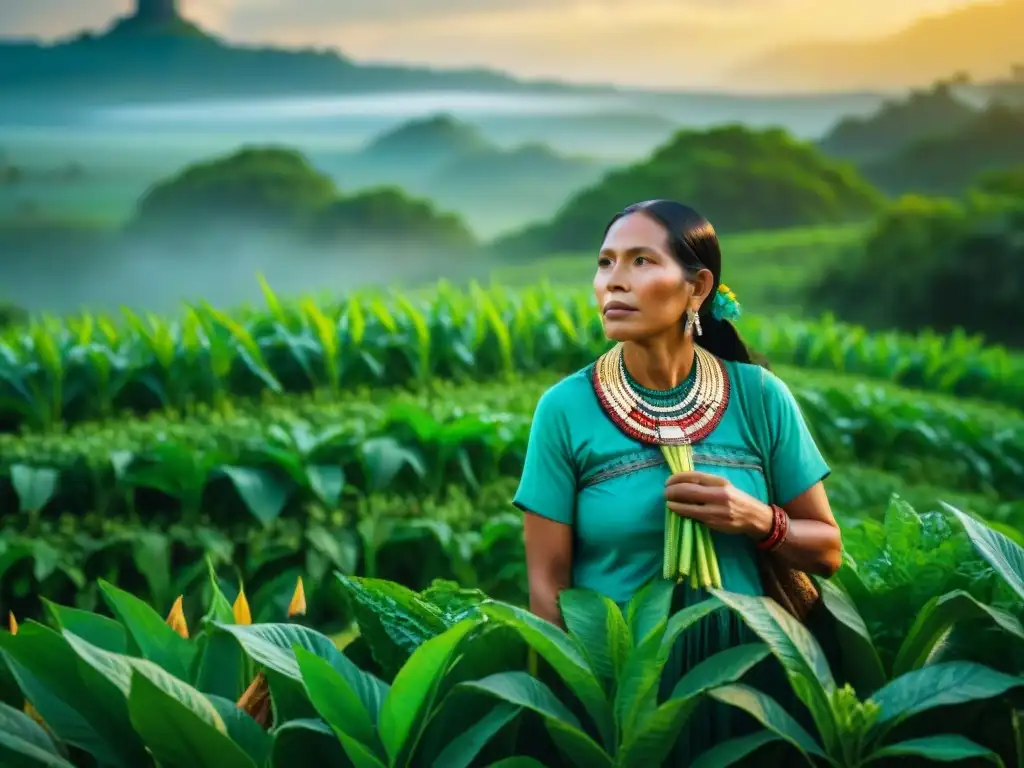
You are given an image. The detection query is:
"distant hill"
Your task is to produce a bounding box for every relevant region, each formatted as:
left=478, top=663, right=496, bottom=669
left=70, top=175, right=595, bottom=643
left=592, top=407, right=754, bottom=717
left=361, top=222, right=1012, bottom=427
left=333, top=114, right=609, bottom=237
left=729, top=0, right=1024, bottom=92
left=0, top=7, right=564, bottom=105
left=860, top=103, right=1024, bottom=195
left=819, top=82, right=980, bottom=162
left=357, top=115, right=493, bottom=179
left=427, top=143, right=609, bottom=237
left=429, top=143, right=602, bottom=194
left=495, top=125, right=884, bottom=255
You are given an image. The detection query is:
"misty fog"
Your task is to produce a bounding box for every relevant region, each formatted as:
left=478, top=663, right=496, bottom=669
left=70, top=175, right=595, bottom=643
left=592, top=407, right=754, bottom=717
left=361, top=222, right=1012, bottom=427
left=0, top=87, right=887, bottom=316
left=1, top=229, right=502, bottom=315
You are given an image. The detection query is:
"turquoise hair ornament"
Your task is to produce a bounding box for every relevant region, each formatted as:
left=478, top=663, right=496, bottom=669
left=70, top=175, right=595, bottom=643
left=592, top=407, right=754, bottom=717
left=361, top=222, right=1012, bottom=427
left=711, top=283, right=741, bottom=321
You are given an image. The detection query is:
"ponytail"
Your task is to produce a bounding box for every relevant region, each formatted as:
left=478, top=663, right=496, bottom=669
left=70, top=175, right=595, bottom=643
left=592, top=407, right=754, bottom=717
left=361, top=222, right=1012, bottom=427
left=696, top=315, right=771, bottom=370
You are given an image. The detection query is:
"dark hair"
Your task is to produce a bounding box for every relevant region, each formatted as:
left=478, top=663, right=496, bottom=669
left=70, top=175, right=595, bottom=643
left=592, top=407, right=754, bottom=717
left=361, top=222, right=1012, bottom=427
left=604, top=199, right=761, bottom=366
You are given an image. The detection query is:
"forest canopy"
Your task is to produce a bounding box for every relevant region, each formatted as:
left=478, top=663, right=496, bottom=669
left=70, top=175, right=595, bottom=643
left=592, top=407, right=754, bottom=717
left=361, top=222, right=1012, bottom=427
left=127, top=146, right=476, bottom=248
left=496, top=125, right=884, bottom=255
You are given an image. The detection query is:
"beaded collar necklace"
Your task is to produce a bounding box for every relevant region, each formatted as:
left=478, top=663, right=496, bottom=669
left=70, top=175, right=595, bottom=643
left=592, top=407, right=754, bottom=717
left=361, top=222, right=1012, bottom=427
left=591, top=343, right=730, bottom=446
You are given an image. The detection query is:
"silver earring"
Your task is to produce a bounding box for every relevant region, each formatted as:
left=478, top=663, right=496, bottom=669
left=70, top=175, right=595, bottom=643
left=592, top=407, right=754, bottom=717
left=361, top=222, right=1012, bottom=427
left=689, top=308, right=703, bottom=337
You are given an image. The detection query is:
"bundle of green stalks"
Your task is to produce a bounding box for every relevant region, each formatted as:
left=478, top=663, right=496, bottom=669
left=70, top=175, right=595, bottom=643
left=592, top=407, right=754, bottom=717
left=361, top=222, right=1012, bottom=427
left=661, top=444, right=722, bottom=588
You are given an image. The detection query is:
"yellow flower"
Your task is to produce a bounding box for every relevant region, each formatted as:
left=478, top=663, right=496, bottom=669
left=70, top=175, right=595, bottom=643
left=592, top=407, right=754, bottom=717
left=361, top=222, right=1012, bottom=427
left=233, top=586, right=252, bottom=625
left=287, top=577, right=307, bottom=618
left=165, top=596, right=189, bottom=639
left=8, top=611, right=17, bottom=635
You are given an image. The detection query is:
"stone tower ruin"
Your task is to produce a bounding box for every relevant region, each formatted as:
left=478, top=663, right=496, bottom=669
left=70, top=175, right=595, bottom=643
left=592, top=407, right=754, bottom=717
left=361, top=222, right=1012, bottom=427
left=134, top=0, right=178, bottom=24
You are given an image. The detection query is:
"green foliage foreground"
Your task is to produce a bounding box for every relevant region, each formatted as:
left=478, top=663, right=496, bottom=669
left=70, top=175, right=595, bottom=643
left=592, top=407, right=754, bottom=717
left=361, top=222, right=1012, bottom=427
left=1, top=503, right=1023, bottom=767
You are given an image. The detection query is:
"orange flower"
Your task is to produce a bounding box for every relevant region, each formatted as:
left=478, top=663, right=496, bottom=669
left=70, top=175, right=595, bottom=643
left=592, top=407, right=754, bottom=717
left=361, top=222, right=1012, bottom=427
left=287, top=577, right=307, bottom=618
left=165, top=596, right=189, bottom=639
left=233, top=586, right=252, bottom=625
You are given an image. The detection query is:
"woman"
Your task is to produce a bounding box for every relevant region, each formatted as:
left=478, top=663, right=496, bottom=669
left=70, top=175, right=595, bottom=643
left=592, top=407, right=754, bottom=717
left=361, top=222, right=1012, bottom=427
left=514, top=200, right=842, bottom=763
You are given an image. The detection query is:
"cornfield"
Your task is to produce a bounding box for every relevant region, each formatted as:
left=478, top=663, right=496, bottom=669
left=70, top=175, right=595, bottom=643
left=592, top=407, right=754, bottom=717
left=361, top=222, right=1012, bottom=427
left=3, top=365, right=1022, bottom=526
left=2, top=280, right=1021, bottom=432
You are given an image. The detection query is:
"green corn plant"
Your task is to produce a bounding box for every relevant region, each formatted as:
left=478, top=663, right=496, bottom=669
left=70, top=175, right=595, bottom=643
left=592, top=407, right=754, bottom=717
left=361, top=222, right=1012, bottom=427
left=3, top=365, right=1022, bottom=525
left=216, top=606, right=518, bottom=767
left=812, top=500, right=1024, bottom=696
left=0, top=568, right=308, bottom=768
left=3, top=281, right=1024, bottom=432
left=468, top=581, right=772, bottom=767
left=295, top=619, right=512, bottom=768
left=695, top=588, right=1022, bottom=766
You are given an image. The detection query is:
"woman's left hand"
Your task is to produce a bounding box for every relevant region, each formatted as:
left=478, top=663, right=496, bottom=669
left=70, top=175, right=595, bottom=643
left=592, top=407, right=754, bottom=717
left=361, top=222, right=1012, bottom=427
left=665, top=471, right=773, bottom=539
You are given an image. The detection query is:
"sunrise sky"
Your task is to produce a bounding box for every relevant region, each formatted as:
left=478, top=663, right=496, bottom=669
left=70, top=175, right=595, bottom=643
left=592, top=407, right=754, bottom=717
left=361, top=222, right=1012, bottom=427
left=0, top=0, right=992, bottom=88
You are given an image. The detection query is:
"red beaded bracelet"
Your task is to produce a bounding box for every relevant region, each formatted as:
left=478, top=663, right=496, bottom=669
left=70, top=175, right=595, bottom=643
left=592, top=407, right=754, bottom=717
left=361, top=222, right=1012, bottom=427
left=756, top=504, right=789, bottom=552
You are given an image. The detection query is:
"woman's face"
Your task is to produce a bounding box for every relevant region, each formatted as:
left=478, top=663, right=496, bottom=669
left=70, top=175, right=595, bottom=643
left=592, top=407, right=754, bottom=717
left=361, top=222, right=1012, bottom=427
left=594, top=212, right=710, bottom=342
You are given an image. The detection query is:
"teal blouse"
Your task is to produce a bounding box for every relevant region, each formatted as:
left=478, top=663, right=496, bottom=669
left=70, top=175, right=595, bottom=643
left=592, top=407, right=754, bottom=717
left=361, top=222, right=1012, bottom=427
left=513, top=358, right=830, bottom=606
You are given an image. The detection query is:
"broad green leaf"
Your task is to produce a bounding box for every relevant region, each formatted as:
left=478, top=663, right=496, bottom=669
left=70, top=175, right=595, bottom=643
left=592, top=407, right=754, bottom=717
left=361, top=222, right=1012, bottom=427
left=97, top=580, right=193, bottom=680
left=670, top=644, right=772, bottom=701
left=220, top=466, right=293, bottom=527
left=10, top=464, right=59, bottom=514
left=379, top=618, right=480, bottom=765
left=624, top=579, right=674, bottom=647
left=360, top=436, right=426, bottom=492
left=871, top=661, right=1023, bottom=739
left=215, top=622, right=389, bottom=725
left=482, top=602, right=613, bottom=749
left=0, top=701, right=73, bottom=768
left=194, top=631, right=247, bottom=702
left=894, top=590, right=1024, bottom=676
left=617, top=695, right=701, bottom=768
left=708, top=684, right=826, bottom=761
left=689, top=731, right=783, bottom=768
left=42, top=601, right=127, bottom=654
left=295, top=647, right=378, bottom=748
left=816, top=578, right=886, bottom=695
left=131, top=531, right=172, bottom=608
left=429, top=702, right=520, bottom=768
left=659, top=597, right=728, bottom=663
left=0, top=623, right=149, bottom=767
left=128, top=667, right=256, bottom=768
left=945, top=503, right=1024, bottom=602
left=0, top=734, right=75, bottom=768
left=203, top=558, right=237, bottom=626
left=712, top=590, right=837, bottom=753
left=411, top=624, right=526, bottom=763
left=64, top=632, right=213, bottom=727
left=615, top=597, right=727, bottom=741
left=335, top=574, right=451, bottom=679
left=307, top=465, right=345, bottom=508
left=614, top=620, right=666, bottom=742
left=559, top=589, right=630, bottom=692
left=546, top=717, right=615, bottom=768
left=866, top=735, right=1003, bottom=764
left=270, top=718, right=349, bottom=768
left=461, top=671, right=611, bottom=768
left=618, top=644, right=771, bottom=767
left=207, top=695, right=274, bottom=767
left=488, top=759, right=550, bottom=767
